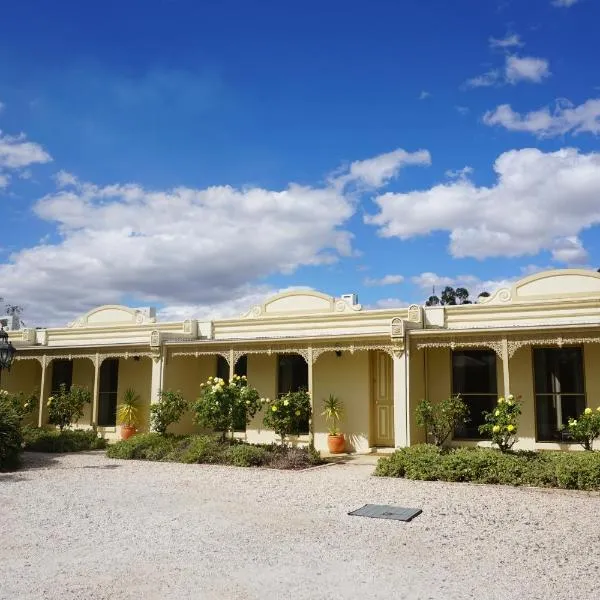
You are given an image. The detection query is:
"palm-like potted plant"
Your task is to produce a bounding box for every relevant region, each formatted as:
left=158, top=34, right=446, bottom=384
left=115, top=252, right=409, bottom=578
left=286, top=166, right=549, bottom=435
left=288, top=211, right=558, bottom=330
left=322, top=394, right=345, bottom=453
left=117, top=388, right=141, bottom=440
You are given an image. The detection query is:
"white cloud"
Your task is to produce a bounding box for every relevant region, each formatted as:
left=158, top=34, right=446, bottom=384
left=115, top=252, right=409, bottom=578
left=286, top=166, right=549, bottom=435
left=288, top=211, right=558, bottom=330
left=2, top=149, right=432, bottom=325
left=483, top=98, right=600, bottom=137
left=0, top=131, right=52, bottom=169
left=489, top=34, right=524, bottom=49
left=419, top=91, right=431, bottom=100
left=363, top=274, right=404, bottom=287
left=464, top=69, right=501, bottom=88
left=505, top=55, right=551, bottom=84
left=411, top=272, right=456, bottom=291
left=455, top=106, right=470, bottom=115
left=445, top=166, right=473, bottom=180
left=371, top=298, right=410, bottom=309
left=0, top=173, right=9, bottom=189
left=332, top=148, right=431, bottom=189
left=412, top=272, right=515, bottom=301
left=552, top=0, right=579, bottom=6
left=53, top=170, right=79, bottom=187
left=465, top=55, right=550, bottom=88
left=366, top=147, right=600, bottom=260
left=551, top=236, right=589, bottom=265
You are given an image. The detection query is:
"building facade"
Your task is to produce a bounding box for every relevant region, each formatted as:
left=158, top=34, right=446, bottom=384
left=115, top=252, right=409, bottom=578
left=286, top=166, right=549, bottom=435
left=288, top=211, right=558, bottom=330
left=4, top=269, right=600, bottom=452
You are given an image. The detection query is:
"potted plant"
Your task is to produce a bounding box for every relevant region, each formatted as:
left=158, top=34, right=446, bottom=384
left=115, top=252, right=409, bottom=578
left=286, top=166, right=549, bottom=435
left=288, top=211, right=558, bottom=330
left=117, top=388, right=141, bottom=440
left=322, top=394, right=345, bottom=453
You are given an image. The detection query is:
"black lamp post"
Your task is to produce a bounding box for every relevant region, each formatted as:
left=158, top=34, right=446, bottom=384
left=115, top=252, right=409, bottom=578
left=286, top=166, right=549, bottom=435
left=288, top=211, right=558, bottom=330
left=0, top=326, right=17, bottom=387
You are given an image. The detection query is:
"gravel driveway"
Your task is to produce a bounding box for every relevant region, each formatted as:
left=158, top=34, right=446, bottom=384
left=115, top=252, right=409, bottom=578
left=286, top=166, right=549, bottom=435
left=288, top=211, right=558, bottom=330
left=1, top=452, right=599, bottom=600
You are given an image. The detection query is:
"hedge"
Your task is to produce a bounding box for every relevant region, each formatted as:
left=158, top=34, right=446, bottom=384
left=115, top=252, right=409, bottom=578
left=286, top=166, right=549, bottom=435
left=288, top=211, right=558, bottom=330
left=375, top=444, right=600, bottom=491
left=106, top=433, right=323, bottom=469
left=22, top=427, right=107, bottom=453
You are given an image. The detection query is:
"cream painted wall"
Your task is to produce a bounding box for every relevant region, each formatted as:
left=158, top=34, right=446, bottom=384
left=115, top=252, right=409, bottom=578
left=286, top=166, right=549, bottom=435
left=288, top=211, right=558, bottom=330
left=426, top=348, right=451, bottom=405
left=312, top=351, right=371, bottom=453
left=584, top=344, right=600, bottom=407
left=162, top=355, right=214, bottom=434
left=72, top=359, right=95, bottom=426
left=1, top=360, right=42, bottom=426
left=508, top=347, right=535, bottom=449
left=116, top=358, right=152, bottom=432
left=409, top=347, right=426, bottom=444
left=245, top=354, right=278, bottom=445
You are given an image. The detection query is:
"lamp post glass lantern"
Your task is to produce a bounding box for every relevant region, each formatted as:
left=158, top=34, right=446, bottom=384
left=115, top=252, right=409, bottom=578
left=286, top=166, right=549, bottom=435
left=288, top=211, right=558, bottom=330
left=0, top=326, right=17, bottom=386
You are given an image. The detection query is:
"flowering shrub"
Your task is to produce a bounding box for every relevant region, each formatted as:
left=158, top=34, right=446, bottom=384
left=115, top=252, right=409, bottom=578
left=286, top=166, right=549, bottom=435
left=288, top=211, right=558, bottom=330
left=0, top=393, right=23, bottom=470
left=0, top=389, right=38, bottom=422
left=262, top=389, right=311, bottom=443
left=479, top=394, right=522, bottom=452
left=566, top=407, right=600, bottom=451
left=193, top=375, right=262, bottom=440
left=150, top=390, right=188, bottom=434
left=47, top=384, right=91, bottom=431
left=415, top=395, right=469, bottom=447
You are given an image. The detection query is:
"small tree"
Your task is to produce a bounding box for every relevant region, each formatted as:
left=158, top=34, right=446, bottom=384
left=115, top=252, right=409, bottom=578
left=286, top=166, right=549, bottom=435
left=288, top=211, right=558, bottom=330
left=479, top=395, right=522, bottom=452
left=415, top=395, right=469, bottom=447
left=566, top=407, right=600, bottom=451
left=150, top=390, right=188, bottom=435
left=263, top=389, right=311, bottom=444
left=47, top=384, right=91, bottom=431
left=193, top=375, right=262, bottom=440
left=0, top=390, right=38, bottom=423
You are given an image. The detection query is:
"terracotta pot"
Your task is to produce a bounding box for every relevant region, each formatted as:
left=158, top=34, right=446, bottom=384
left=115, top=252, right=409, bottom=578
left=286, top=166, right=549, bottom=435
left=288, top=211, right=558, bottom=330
left=121, top=425, right=136, bottom=440
left=327, top=433, right=345, bottom=454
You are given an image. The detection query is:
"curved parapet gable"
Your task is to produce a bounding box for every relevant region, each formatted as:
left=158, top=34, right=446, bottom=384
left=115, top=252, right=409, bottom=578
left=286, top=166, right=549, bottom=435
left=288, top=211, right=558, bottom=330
left=68, top=305, right=157, bottom=328
left=242, top=290, right=362, bottom=319
left=479, top=269, right=600, bottom=306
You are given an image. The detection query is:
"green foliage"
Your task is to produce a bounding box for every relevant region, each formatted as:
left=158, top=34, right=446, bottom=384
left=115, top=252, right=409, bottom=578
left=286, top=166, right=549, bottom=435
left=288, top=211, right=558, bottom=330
left=47, top=384, right=92, bottom=431
left=193, top=375, right=262, bottom=439
left=566, top=407, right=600, bottom=451
left=479, top=394, right=522, bottom=451
left=415, top=395, right=469, bottom=447
left=375, top=444, right=600, bottom=491
left=321, top=394, right=344, bottom=435
left=117, top=388, right=141, bottom=427
left=0, top=394, right=23, bottom=471
left=22, top=426, right=107, bottom=452
left=262, top=389, right=311, bottom=442
left=107, top=433, right=323, bottom=469
left=0, top=389, right=38, bottom=423
left=150, top=389, right=188, bottom=434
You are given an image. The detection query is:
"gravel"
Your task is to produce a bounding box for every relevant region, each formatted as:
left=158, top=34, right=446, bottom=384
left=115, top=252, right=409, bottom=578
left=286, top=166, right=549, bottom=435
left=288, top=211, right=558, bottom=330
left=1, top=451, right=600, bottom=600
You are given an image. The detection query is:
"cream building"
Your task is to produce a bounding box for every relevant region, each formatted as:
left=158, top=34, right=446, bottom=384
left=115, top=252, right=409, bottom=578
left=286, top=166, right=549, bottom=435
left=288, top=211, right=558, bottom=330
left=4, top=269, right=600, bottom=452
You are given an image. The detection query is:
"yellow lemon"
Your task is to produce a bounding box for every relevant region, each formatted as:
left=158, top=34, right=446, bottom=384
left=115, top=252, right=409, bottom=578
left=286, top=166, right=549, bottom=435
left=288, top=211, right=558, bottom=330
left=295, top=410, right=301, bottom=416
left=271, top=406, right=277, bottom=412
left=494, top=410, right=500, bottom=417
left=507, top=424, right=515, bottom=432
left=492, top=425, right=500, bottom=433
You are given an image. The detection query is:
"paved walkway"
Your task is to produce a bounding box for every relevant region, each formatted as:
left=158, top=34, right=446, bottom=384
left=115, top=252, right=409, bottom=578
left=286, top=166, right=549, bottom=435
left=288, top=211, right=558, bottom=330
left=1, top=451, right=599, bottom=600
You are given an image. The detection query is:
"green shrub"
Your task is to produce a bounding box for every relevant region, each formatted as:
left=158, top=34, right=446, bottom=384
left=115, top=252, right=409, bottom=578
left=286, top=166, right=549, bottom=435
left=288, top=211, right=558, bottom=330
left=47, top=384, right=92, bottom=431
left=107, top=433, right=323, bottom=469
left=565, top=407, right=600, bottom=451
left=193, top=375, right=262, bottom=440
left=479, top=394, right=522, bottom=451
left=150, top=390, right=188, bottom=435
left=22, top=427, right=107, bottom=452
left=415, top=396, right=469, bottom=447
left=0, top=396, right=23, bottom=471
left=0, top=389, right=38, bottom=423
left=262, top=389, right=311, bottom=443
left=375, top=444, right=600, bottom=491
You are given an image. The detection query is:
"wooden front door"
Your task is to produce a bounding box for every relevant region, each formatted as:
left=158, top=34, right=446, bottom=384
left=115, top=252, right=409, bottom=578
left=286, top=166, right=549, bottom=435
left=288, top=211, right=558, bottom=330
left=371, top=351, right=394, bottom=446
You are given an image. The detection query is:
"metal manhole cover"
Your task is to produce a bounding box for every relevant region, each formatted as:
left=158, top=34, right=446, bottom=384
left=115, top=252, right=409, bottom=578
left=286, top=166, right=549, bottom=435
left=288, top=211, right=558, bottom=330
left=348, top=504, right=422, bottom=522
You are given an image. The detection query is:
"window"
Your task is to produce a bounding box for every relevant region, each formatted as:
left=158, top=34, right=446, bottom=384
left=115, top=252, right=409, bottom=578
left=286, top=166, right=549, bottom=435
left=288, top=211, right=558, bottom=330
left=452, top=350, right=497, bottom=439
left=216, top=355, right=248, bottom=430
left=51, top=360, right=73, bottom=394
left=277, top=354, right=309, bottom=434
left=98, top=359, right=119, bottom=427
left=534, top=347, right=585, bottom=442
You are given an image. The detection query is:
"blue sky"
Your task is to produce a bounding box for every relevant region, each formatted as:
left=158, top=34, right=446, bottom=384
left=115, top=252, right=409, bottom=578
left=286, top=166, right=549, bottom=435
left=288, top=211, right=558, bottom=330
left=1, top=0, right=599, bottom=325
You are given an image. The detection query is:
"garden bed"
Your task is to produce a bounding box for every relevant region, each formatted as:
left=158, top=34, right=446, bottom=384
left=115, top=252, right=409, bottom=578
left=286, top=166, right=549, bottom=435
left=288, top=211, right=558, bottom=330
left=22, top=427, right=107, bottom=453
left=106, top=433, right=324, bottom=470
left=375, top=444, right=600, bottom=491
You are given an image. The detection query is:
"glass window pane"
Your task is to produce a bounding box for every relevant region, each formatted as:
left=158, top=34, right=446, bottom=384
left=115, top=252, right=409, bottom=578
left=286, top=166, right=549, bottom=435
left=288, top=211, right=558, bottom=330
left=454, top=394, right=496, bottom=439
left=277, top=354, right=308, bottom=395
left=452, top=351, right=497, bottom=395
left=98, top=359, right=119, bottom=427
left=51, top=360, right=73, bottom=394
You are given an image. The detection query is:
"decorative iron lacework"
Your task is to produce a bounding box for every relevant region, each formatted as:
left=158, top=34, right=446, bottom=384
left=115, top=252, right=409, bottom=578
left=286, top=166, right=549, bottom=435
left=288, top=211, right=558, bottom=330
left=414, top=338, right=504, bottom=358
left=13, top=351, right=155, bottom=367
left=171, top=342, right=403, bottom=364
left=506, top=334, right=600, bottom=358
